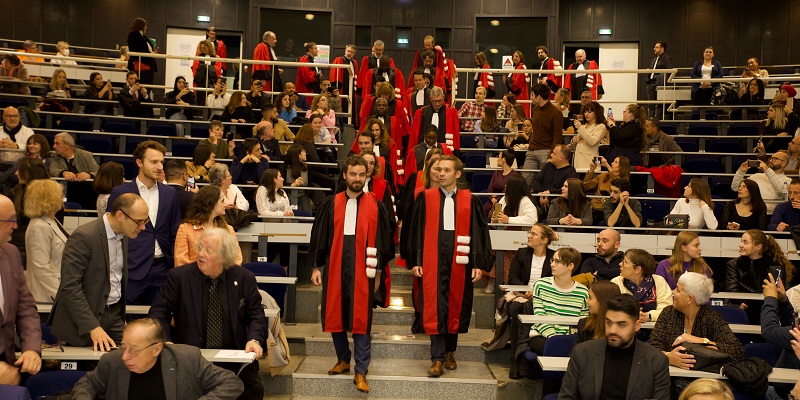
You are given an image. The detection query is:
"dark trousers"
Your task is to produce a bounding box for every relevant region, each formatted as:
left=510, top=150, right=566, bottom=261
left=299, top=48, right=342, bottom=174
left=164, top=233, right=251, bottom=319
left=646, top=83, right=661, bottom=118
left=430, top=333, right=458, bottom=362
left=331, top=331, right=372, bottom=375
left=126, top=258, right=168, bottom=305
left=219, top=362, right=264, bottom=400
left=691, top=88, right=714, bottom=106
left=99, top=302, right=125, bottom=345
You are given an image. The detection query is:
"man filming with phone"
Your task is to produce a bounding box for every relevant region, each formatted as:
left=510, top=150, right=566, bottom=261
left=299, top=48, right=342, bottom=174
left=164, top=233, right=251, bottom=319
left=119, top=71, right=153, bottom=118
left=732, top=150, right=791, bottom=213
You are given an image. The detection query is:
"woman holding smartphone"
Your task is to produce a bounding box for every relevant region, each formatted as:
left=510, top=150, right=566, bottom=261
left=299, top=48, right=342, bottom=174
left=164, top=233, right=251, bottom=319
left=570, top=101, right=608, bottom=170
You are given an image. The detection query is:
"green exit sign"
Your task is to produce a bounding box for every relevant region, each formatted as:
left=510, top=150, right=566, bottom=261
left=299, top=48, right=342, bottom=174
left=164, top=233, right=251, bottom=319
left=598, top=28, right=612, bottom=35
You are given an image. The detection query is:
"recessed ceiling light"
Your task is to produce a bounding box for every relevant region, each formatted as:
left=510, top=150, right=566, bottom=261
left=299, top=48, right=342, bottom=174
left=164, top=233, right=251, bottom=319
left=305, top=14, right=315, bottom=20
left=489, top=48, right=499, bottom=54
left=490, top=20, right=500, bottom=26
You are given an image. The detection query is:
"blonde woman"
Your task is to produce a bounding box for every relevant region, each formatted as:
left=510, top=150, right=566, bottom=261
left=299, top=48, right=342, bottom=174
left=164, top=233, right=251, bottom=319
left=51, top=41, right=77, bottom=65
left=24, top=179, right=67, bottom=302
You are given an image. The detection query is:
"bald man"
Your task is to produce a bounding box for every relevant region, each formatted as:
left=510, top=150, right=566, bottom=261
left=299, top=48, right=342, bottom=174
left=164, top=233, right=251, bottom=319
left=563, top=49, right=604, bottom=104
left=0, top=107, right=34, bottom=163
left=578, top=228, right=623, bottom=281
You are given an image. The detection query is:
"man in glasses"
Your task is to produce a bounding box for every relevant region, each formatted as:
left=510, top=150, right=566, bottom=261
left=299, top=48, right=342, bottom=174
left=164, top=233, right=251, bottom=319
left=72, top=318, right=243, bottom=400
left=732, top=150, right=792, bottom=213
left=49, top=193, right=149, bottom=351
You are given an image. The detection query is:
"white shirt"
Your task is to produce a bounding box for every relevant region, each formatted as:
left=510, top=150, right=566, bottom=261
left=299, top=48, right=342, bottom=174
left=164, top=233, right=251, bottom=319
left=344, top=194, right=358, bottom=235
left=441, top=187, right=456, bottom=231
left=529, top=253, right=547, bottom=283
left=136, top=177, right=163, bottom=258
left=0, top=125, right=33, bottom=163
left=206, top=93, right=231, bottom=109
left=103, top=213, right=124, bottom=305
left=732, top=169, right=791, bottom=213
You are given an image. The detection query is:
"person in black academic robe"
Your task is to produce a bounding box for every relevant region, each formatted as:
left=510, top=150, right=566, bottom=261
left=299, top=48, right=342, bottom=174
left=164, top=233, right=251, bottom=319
left=309, top=159, right=394, bottom=390
left=405, top=158, right=492, bottom=377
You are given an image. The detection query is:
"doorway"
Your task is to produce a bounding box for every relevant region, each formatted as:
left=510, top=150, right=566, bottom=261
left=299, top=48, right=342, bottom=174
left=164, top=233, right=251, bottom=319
left=563, top=43, right=639, bottom=116
left=165, top=28, right=243, bottom=90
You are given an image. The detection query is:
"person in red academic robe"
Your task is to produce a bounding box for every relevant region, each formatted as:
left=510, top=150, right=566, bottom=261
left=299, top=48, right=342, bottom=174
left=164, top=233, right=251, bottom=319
left=504, top=50, right=530, bottom=117
left=563, top=49, right=604, bottom=103
left=330, top=45, right=359, bottom=123
left=358, top=40, right=395, bottom=96
left=199, top=27, right=227, bottom=75
left=349, top=130, right=394, bottom=190
left=360, top=86, right=410, bottom=150
left=411, top=36, right=446, bottom=72
left=309, top=156, right=394, bottom=393
left=404, top=156, right=492, bottom=377
left=473, top=51, right=495, bottom=99
left=296, top=42, right=322, bottom=103
left=408, top=86, right=461, bottom=153
left=252, top=31, right=282, bottom=93
left=405, top=125, right=453, bottom=177
left=361, top=55, right=406, bottom=99
left=406, top=70, right=432, bottom=117
left=535, top=45, right=563, bottom=100
left=350, top=118, right=405, bottom=191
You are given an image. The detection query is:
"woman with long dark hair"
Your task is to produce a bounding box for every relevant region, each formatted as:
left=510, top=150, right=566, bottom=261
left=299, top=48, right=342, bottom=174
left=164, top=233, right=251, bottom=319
left=570, top=101, right=609, bottom=170
left=174, top=185, right=242, bottom=267
left=546, top=178, right=592, bottom=228
left=275, top=91, right=297, bottom=123
left=473, top=51, right=494, bottom=98
left=221, top=91, right=254, bottom=123
left=255, top=169, right=293, bottom=216
left=85, top=72, right=115, bottom=115
left=605, top=104, right=646, bottom=166
left=185, top=144, right=214, bottom=182
left=484, top=150, right=520, bottom=215
left=574, top=281, right=621, bottom=345
left=474, top=106, right=502, bottom=148
left=164, top=75, right=197, bottom=120
left=670, top=178, right=718, bottom=229
left=93, top=161, right=125, bottom=217
left=584, top=155, right=630, bottom=224
left=736, top=78, right=765, bottom=120
left=721, top=179, right=767, bottom=230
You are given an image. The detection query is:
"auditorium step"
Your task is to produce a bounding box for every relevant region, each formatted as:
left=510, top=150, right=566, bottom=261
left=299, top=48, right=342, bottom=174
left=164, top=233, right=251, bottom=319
left=292, top=356, right=498, bottom=399
left=316, top=305, right=476, bottom=328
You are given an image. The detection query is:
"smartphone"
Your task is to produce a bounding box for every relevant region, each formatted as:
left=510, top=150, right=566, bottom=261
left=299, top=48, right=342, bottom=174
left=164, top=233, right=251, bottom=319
left=493, top=203, right=502, bottom=215
left=748, top=160, right=760, bottom=168
left=593, top=156, right=602, bottom=165
left=769, top=266, right=782, bottom=284
left=187, top=176, right=196, bottom=191
left=607, top=108, right=613, bottom=119
left=793, top=312, right=800, bottom=329
left=775, top=268, right=782, bottom=284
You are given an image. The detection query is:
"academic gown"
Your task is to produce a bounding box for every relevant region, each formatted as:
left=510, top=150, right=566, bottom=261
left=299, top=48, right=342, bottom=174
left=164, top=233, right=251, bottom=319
left=359, top=96, right=411, bottom=148
left=409, top=105, right=461, bottom=152
left=507, top=63, right=530, bottom=116
left=296, top=53, right=321, bottom=102
left=405, top=188, right=492, bottom=334
left=358, top=55, right=396, bottom=95
left=309, top=192, right=394, bottom=334
left=348, top=140, right=404, bottom=191
left=405, top=87, right=431, bottom=117
left=474, top=64, right=495, bottom=98
left=329, top=56, right=358, bottom=95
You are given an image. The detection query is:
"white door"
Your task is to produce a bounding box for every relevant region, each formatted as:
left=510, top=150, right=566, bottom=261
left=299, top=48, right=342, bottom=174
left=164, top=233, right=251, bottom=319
left=165, top=28, right=207, bottom=88
left=598, top=43, right=639, bottom=118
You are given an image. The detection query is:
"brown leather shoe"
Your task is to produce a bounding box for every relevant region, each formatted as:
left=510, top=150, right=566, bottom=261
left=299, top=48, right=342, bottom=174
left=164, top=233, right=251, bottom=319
left=328, top=360, right=350, bottom=375
left=353, top=373, right=370, bottom=393
left=444, top=352, right=457, bottom=370
left=428, top=361, right=444, bottom=377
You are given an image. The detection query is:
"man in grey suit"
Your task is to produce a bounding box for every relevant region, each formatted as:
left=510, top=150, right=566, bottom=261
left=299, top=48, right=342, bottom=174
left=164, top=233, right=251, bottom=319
left=48, top=193, right=149, bottom=351
left=72, top=318, right=243, bottom=400
left=558, top=294, right=670, bottom=400
left=49, top=132, right=100, bottom=208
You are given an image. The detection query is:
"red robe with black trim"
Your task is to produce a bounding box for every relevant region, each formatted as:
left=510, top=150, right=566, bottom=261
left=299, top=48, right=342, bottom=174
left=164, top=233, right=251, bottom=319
left=358, top=55, right=396, bottom=95
left=474, top=64, right=495, bottom=98
left=564, top=60, right=604, bottom=100
left=296, top=53, right=320, bottom=103
left=309, top=192, right=394, bottom=334
left=412, top=48, right=446, bottom=72
left=404, top=142, right=453, bottom=178
left=350, top=139, right=406, bottom=190
left=361, top=67, right=407, bottom=100
left=537, top=57, right=563, bottom=100
left=359, top=96, right=411, bottom=147
left=329, top=56, right=358, bottom=96
left=409, top=105, right=461, bottom=152
left=252, top=42, right=282, bottom=92
left=507, top=63, right=530, bottom=116
left=404, top=188, right=492, bottom=334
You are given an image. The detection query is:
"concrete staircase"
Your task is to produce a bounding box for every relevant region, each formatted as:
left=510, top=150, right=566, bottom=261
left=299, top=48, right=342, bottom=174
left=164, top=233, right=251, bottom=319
left=262, top=265, right=544, bottom=399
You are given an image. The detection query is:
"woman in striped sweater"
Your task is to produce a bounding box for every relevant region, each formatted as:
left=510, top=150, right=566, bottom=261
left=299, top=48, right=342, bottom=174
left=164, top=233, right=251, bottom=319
left=510, top=247, right=589, bottom=380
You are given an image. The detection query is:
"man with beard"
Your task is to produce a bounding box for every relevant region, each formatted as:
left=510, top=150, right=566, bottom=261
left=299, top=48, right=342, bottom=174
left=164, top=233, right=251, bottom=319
left=558, top=294, right=670, bottom=400
left=358, top=40, right=395, bottom=96
left=578, top=228, right=624, bottom=281
left=535, top=45, right=563, bottom=99
left=252, top=31, right=283, bottom=93
left=309, top=155, right=394, bottom=394
left=405, top=156, right=492, bottom=377
left=731, top=150, right=791, bottom=213
left=409, top=86, right=460, bottom=153
left=645, top=41, right=672, bottom=117
left=564, top=49, right=604, bottom=105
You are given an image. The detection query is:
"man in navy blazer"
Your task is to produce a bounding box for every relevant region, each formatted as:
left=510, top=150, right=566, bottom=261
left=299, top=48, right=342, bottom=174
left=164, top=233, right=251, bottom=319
left=106, top=140, right=181, bottom=305
left=149, top=228, right=266, bottom=400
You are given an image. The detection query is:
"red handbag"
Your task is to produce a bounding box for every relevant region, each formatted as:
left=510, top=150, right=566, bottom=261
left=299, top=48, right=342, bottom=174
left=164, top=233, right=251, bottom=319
left=132, top=60, right=151, bottom=72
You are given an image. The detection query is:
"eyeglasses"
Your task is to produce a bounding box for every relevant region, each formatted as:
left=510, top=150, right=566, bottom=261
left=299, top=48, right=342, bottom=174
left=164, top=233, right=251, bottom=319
left=120, top=209, right=150, bottom=227
left=0, top=215, right=17, bottom=224
left=120, top=342, right=159, bottom=357
left=552, top=257, right=564, bottom=264
left=770, top=157, right=787, bottom=162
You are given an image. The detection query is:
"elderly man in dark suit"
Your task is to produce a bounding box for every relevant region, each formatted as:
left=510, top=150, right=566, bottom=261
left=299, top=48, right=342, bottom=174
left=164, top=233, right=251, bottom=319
left=0, top=194, right=42, bottom=384
left=72, top=318, right=243, bottom=400
left=49, top=193, right=148, bottom=351
left=149, top=228, right=266, bottom=400
left=558, top=294, right=670, bottom=400
left=106, top=140, right=181, bottom=305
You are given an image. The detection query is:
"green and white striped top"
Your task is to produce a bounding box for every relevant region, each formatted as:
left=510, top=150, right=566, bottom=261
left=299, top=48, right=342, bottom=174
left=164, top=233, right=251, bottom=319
left=530, top=277, right=589, bottom=338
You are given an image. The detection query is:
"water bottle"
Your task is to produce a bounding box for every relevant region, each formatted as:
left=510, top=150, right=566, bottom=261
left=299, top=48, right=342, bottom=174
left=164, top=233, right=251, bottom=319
left=783, top=181, right=789, bottom=202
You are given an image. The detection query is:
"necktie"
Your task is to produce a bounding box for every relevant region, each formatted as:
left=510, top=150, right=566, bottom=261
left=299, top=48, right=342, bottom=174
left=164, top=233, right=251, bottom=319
left=207, top=279, right=224, bottom=348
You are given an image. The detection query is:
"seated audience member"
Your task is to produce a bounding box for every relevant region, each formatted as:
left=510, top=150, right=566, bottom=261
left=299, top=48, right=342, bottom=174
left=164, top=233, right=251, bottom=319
left=253, top=104, right=294, bottom=153
left=18, top=39, right=44, bottom=63
left=24, top=179, right=66, bottom=303
left=732, top=150, right=792, bottom=213
left=200, top=120, right=235, bottom=159
left=496, top=93, right=516, bottom=119
left=473, top=106, right=502, bottom=148
left=93, top=161, right=125, bottom=217
left=231, top=138, right=270, bottom=185
left=458, top=86, right=487, bottom=133
left=670, top=178, right=718, bottom=230
left=309, top=114, right=336, bottom=162
left=655, top=231, right=713, bottom=290
left=306, top=94, right=337, bottom=140
left=773, top=136, right=800, bottom=174
left=584, top=156, right=630, bottom=224
left=118, top=71, right=153, bottom=118
left=603, top=178, right=642, bottom=228
left=186, top=144, right=215, bottom=183
left=726, top=229, right=796, bottom=324
left=164, top=75, right=196, bottom=120
left=85, top=72, right=115, bottom=115
left=737, top=78, right=765, bottom=120
left=116, top=45, right=129, bottom=69
left=574, top=281, right=622, bottom=346
left=254, top=120, right=283, bottom=161
left=722, top=179, right=767, bottom=231
left=554, top=88, right=572, bottom=121
left=221, top=91, right=255, bottom=123
left=39, top=68, right=72, bottom=113
left=504, top=104, right=527, bottom=144
left=164, top=159, right=196, bottom=220
left=558, top=294, right=670, bottom=400
left=0, top=55, right=30, bottom=95
left=72, top=318, right=244, bottom=400
left=50, top=41, right=76, bottom=65
left=11, top=159, right=50, bottom=265
left=611, top=248, right=671, bottom=321
left=769, top=177, right=800, bottom=231
left=578, top=228, right=624, bottom=282
left=174, top=185, right=242, bottom=267
left=511, top=247, right=588, bottom=380
left=285, top=81, right=310, bottom=111
left=605, top=104, right=646, bottom=166
left=275, top=91, right=298, bottom=124
left=49, top=194, right=149, bottom=350
left=209, top=164, right=249, bottom=211
left=1, top=134, right=51, bottom=193
left=483, top=150, right=520, bottom=214
left=761, top=269, right=800, bottom=369
left=206, top=78, right=231, bottom=111
left=504, top=117, right=530, bottom=168
left=678, top=379, right=734, bottom=400
left=319, top=79, right=342, bottom=113
left=280, top=144, right=317, bottom=212
left=0, top=107, right=35, bottom=164
left=545, top=178, right=592, bottom=228
left=649, top=273, right=745, bottom=371
left=246, top=79, right=269, bottom=115
left=49, top=132, right=99, bottom=181
left=255, top=168, right=293, bottom=217
left=531, top=145, right=578, bottom=213
left=569, top=101, right=608, bottom=170
left=643, top=118, right=682, bottom=167
left=149, top=228, right=266, bottom=400
left=763, top=101, right=800, bottom=153
left=293, top=124, right=335, bottom=193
